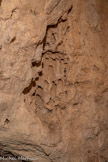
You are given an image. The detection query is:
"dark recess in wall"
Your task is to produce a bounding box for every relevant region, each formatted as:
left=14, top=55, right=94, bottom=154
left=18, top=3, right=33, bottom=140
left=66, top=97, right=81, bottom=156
left=0, top=0, right=2, bottom=6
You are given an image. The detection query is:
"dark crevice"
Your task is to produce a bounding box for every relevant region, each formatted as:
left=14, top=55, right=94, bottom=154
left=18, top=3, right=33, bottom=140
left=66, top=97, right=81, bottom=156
left=43, top=49, right=66, bottom=55
left=73, top=103, right=79, bottom=106
left=37, top=85, right=42, bottom=89
left=40, top=9, right=71, bottom=64
left=32, top=92, right=35, bottom=96
left=0, top=0, right=2, bottom=6
left=38, top=71, right=43, bottom=76
left=10, top=36, right=16, bottom=43
left=46, top=14, right=67, bottom=35
left=0, top=44, right=2, bottom=50
left=42, top=63, right=44, bottom=68
left=23, top=80, right=36, bottom=95
left=47, top=20, right=62, bottom=30
left=35, top=77, right=39, bottom=81
left=32, top=61, right=41, bottom=67
left=43, top=35, right=47, bottom=51
left=67, top=6, right=72, bottom=14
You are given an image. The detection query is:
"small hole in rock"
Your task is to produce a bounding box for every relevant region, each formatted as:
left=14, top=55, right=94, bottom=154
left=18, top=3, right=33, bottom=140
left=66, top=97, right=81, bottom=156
left=38, top=71, right=43, bottom=76
left=64, top=68, right=66, bottom=72
left=32, top=92, right=35, bottom=96
left=10, top=36, right=16, bottom=43
left=37, top=85, right=42, bottom=89
left=32, top=61, right=41, bottom=67
left=4, top=119, right=10, bottom=124
left=35, top=77, right=39, bottom=81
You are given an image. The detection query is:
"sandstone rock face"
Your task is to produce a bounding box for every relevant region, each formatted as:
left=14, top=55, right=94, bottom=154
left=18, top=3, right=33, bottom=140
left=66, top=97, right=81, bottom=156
left=0, top=0, right=108, bottom=162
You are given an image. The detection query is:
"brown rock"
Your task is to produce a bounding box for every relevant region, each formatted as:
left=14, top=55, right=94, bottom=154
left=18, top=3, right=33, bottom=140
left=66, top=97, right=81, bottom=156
left=0, top=0, right=108, bottom=162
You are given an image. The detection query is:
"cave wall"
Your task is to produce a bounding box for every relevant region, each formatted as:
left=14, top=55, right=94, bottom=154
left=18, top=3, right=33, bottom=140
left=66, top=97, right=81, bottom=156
left=0, top=0, right=108, bottom=162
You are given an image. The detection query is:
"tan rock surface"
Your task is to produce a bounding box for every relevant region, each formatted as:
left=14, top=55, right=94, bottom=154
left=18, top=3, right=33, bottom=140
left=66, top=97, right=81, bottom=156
left=0, top=0, right=108, bottom=162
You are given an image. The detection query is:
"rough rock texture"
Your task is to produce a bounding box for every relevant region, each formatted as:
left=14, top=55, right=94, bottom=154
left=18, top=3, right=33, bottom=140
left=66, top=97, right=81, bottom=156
left=0, top=0, right=108, bottom=162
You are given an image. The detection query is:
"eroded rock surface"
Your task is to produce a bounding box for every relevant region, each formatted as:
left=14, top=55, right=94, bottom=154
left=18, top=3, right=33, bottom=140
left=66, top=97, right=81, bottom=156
left=0, top=0, right=108, bottom=162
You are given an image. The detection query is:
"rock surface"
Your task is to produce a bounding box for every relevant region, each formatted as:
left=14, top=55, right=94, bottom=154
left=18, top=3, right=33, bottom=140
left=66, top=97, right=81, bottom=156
left=0, top=0, right=108, bottom=162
